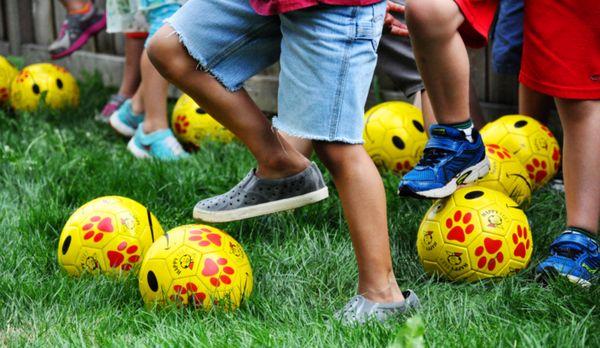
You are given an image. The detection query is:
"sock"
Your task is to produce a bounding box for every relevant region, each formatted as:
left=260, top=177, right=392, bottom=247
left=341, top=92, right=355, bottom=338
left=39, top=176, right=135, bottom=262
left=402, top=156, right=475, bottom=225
left=441, top=119, right=474, bottom=142
left=566, top=226, right=599, bottom=241
left=68, top=2, right=93, bottom=15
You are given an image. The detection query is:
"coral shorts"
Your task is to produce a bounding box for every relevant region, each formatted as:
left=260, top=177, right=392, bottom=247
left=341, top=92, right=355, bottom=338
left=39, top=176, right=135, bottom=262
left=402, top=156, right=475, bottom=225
left=519, top=0, right=600, bottom=100
left=454, top=0, right=498, bottom=48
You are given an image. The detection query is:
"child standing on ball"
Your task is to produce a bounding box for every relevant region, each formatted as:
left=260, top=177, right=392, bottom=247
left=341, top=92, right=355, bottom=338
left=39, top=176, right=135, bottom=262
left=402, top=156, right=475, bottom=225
left=399, top=0, right=599, bottom=284
left=147, top=0, right=419, bottom=323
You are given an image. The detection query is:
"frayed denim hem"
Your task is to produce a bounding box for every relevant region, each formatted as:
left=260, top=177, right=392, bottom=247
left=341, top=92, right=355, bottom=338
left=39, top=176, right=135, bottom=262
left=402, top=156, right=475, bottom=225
left=165, top=20, right=243, bottom=92
left=272, top=117, right=365, bottom=145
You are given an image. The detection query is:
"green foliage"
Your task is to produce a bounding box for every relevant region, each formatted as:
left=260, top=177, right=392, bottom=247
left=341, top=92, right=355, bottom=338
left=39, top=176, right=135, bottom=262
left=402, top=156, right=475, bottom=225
left=0, top=77, right=598, bottom=346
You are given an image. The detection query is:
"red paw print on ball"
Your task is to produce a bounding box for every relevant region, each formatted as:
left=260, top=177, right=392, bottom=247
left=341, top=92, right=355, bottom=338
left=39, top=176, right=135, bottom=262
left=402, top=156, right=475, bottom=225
left=486, top=144, right=511, bottom=160
left=202, top=257, right=234, bottom=287
left=474, top=238, right=504, bottom=271
left=446, top=210, right=475, bottom=243
left=15, top=72, right=29, bottom=83
left=174, top=115, right=190, bottom=134
left=512, top=225, right=531, bottom=258
left=395, top=160, right=413, bottom=174
left=170, top=282, right=207, bottom=307
left=526, top=158, right=548, bottom=184
left=552, top=147, right=561, bottom=171
left=107, top=241, right=140, bottom=271
left=189, top=228, right=222, bottom=247
left=0, top=87, right=8, bottom=101
left=540, top=125, right=554, bottom=138
left=82, top=216, right=114, bottom=243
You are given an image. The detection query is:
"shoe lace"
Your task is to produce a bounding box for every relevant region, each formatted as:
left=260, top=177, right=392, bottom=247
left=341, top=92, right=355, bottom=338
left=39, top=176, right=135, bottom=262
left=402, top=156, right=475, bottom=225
left=417, top=148, right=450, bottom=166
left=164, top=137, right=185, bottom=156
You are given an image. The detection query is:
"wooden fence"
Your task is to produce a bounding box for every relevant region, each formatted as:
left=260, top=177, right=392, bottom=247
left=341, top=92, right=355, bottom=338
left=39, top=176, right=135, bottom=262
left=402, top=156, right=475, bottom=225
left=0, top=0, right=519, bottom=116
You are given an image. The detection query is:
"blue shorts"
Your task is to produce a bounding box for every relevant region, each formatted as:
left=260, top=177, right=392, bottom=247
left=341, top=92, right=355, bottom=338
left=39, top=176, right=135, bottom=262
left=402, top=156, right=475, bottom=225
left=167, top=0, right=386, bottom=144
left=491, top=0, right=524, bottom=75
left=145, top=3, right=181, bottom=47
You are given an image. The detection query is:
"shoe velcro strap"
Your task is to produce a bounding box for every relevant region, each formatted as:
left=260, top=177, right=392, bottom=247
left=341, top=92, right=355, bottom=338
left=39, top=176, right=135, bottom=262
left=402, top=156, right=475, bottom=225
left=425, top=137, right=460, bottom=152
left=550, top=231, right=598, bottom=255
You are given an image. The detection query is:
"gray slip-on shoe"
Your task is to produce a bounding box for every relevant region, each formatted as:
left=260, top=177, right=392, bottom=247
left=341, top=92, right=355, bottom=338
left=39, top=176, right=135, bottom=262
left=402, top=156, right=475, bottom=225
left=193, top=162, right=329, bottom=223
left=336, top=290, right=420, bottom=325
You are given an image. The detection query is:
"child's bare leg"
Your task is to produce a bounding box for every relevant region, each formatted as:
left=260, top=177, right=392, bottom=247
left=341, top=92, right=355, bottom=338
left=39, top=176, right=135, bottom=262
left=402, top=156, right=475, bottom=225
left=519, top=84, right=555, bottom=123
left=138, top=51, right=170, bottom=133
left=119, top=37, right=145, bottom=98
left=314, top=142, right=404, bottom=303
left=148, top=26, right=308, bottom=178
left=421, top=80, right=485, bottom=130
left=406, top=0, right=468, bottom=123
left=555, top=99, right=600, bottom=234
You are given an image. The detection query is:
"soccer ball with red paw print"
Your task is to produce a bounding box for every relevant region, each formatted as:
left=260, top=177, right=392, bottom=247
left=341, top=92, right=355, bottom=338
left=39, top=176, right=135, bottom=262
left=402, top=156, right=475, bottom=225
left=57, top=196, right=164, bottom=277
left=416, top=186, right=533, bottom=282
left=480, top=115, right=561, bottom=190
left=138, top=224, right=253, bottom=310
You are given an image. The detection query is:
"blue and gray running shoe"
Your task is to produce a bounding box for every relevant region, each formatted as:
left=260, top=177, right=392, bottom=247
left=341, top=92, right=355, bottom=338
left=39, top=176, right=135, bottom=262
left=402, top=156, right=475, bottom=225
left=398, top=125, right=489, bottom=198
left=109, top=99, right=144, bottom=137
left=536, top=230, right=599, bottom=287
left=127, top=124, right=189, bottom=161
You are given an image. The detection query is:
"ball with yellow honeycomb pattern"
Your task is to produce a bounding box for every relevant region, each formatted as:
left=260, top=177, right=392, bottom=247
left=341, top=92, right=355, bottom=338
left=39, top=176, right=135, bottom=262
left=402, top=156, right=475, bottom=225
left=417, top=186, right=533, bottom=282
left=58, top=196, right=164, bottom=276
left=477, top=144, right=533, bottom=206
left=10, top=63, right=79, bottom=111
left=481, top=115, right=560, bottom=190
left=0, top=55, right=19, bottom=104
left=363, top=101, right=428, bottom=175
left=139, top=224, right=253, bottom=310
left=171, top=94, right=234, bottom=147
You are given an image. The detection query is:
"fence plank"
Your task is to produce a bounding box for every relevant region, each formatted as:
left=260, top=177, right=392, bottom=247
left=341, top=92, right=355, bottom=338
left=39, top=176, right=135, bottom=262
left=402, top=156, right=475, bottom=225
left=0, top=0, right=5, bottom=41
left=32, top=0, right=54, bottom=46
left=468, top=48, right=487, bottom=102
left=93, top=0, right=115, bottom=54
left=486, top=45, right=518, bottom=109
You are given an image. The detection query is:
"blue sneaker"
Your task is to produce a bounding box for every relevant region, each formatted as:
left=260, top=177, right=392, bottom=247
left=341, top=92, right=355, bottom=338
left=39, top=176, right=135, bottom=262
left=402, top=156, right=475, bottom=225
left=127, top=124, right=190, bottom=161
left=398, top=125, right=489, bottom=198
left=109, top=99, right=144, bottom=137
left=536, top=230, right=599, bottom=287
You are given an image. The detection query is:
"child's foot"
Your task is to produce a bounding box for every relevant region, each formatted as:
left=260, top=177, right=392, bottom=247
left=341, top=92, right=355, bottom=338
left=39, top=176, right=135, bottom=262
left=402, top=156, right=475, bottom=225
left=536, top=229, right=599, bottom=287
left=49, top=5, right=106, bottom=60
left=335, top=290, right=420, bottom=325
left=193, top=162, right=329, bottom=222
left=127, top=124, right=190, bottom=161
left=109, top=100, right=144, bottom=137
left=96, top=94, right=128, bottom=123
left=398, top=125, right=489, bottom=198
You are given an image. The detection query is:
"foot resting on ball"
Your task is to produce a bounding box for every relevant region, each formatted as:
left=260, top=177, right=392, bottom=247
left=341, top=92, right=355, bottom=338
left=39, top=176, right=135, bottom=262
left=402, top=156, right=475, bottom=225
left=335, top=290, right=420, bottom=325
left=398, top=125, right=489, bottom=199
left=193, top=162, right=329, bottom=223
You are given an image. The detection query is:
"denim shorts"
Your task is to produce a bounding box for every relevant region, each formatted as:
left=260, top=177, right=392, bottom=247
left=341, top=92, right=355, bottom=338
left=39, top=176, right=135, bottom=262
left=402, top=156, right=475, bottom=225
left=145, top=3, right=181, bottom=46
left=491, top=0, right=524, bottom=75
left=167, top=0, right=386, bottom=144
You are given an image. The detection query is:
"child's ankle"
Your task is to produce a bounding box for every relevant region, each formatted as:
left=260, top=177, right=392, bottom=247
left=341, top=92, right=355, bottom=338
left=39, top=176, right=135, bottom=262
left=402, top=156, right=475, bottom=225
left=359, top=273, right=405, bottom=303
left=440, top=118, right=474, bottom=142
left=566, top=226, right=598, bottom=241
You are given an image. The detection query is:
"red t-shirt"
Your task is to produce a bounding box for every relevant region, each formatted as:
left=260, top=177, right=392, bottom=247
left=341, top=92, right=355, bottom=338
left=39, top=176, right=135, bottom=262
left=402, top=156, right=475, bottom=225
left=250, top=0, right=383, bottom=15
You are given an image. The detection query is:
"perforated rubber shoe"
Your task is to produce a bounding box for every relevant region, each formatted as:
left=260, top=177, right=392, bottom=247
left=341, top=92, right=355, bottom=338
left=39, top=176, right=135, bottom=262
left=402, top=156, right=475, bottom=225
left=398, top=125, right=489, bottom=199
left=193, top=163, right=329, bottom=223
left=335, top=290, right=420, bottom=325
left=536, top=230, right=599, bottom=287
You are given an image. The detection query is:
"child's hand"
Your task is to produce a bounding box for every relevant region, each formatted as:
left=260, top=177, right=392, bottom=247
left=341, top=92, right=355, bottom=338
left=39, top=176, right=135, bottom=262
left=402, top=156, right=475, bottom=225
left=384, top=1, right=409, bottom=37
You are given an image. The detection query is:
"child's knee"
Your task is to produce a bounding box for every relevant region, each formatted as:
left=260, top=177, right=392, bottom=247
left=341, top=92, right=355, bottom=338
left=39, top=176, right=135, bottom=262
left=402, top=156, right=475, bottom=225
left=147, top=26, right=187, bottom=81
left=406, top=0, right=462, bottom=38
left=313, top=143, right=364, bottom=175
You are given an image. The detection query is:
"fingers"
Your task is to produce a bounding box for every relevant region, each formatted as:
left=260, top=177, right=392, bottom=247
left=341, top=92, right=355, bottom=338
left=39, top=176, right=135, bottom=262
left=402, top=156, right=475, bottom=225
left=384, top=13, right=409, bottom=37
left=386, top=1, right=406, bottom=14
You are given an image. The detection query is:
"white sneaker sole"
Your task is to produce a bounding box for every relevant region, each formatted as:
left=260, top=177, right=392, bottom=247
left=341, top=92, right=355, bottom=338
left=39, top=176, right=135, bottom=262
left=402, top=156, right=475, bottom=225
left=565, top=274, right=592, bottom=287
left=127, top=138, right=151, bottom=159
left=193, top=186, right=329, bottom=223
left=410, top=157, right=490, bottom=199
left=109, top=111, right=136, bottom=137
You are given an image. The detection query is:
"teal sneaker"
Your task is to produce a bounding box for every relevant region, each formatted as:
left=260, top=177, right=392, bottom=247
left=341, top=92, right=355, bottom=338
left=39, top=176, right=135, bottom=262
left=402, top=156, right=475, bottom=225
left=109, top=99, right=144, bottom=137
left=127, top=124, right=190, bottom=160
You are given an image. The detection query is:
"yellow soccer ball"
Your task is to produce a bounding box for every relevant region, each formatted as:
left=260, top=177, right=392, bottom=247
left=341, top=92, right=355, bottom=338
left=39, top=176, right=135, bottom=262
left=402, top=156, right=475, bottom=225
left=363, top=101, right=428, bottom=174
left=416, top=186, right=533, bottom=282
left=10, top=63, right=79, bottom=111
left=58, top=196, right=164, bottom=276
left=139, top=224, right=253, bottom=310
left=478, top=144, right=533, bottom=206
left=0, top=55, right=19, bottom=104
left=171, top=94, right=234, bottom=147
left=481, top=115, right=561, bottom=189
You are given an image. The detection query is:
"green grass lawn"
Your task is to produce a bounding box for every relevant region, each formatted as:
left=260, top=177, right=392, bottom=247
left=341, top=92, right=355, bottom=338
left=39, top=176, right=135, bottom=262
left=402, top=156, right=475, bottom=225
left=0, top=75, right=598, bottom=347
